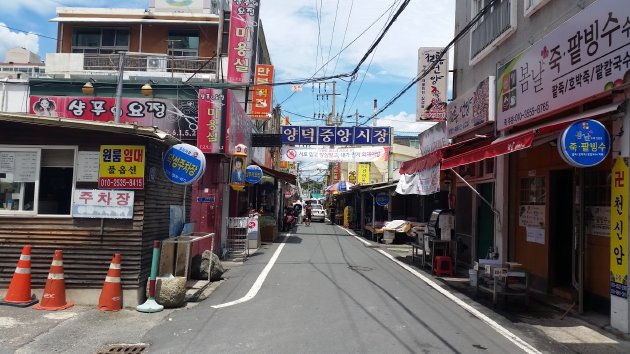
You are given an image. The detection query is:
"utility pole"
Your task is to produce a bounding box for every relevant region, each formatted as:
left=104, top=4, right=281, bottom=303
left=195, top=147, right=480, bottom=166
left=317, top=81, right=340, bottom=126
left=165, top=39, right=182, bottom=79
left=347, top=109, right=364, bottom=127
left=114, top=51, right=126, bottom=124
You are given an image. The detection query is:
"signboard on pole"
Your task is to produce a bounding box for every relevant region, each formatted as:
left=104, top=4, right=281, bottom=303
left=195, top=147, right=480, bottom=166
left=163, top=143, right=206, bottom=185
left=417, top=47, right=448, bottom=121
left=98, top=145, right=145, bottom=189
left=496, top=0, right=630, bottom=131
left=281, top=126, right=391, bottom=145
left=559, top=119, right=611, bottom=167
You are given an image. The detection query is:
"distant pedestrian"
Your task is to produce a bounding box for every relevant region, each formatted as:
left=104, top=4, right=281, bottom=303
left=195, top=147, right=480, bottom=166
left=304, top=201, right=313, bottom=226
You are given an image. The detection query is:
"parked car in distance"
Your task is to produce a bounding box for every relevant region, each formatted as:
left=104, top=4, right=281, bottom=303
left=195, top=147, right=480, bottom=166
left=310, top=204, right=326, bottom=222
left=306, top=198, right=323, bottom=206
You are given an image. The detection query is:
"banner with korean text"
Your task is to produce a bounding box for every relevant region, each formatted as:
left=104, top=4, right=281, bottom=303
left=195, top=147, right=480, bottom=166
left=447, top=76, right=495, bottom=138
left=226, top=0, right=261, bottom=84
left=197, top=89, right=224, bottom=153
left=29, top=95, right=198, bottom=141
left=497, top=0, right=630, bottom=131
left=251, top=64, right=274, bottom=119
left=610, top=157, right=628, bottom=299
left=281, top=126, right=391, bottom=145
left=98, top=145, right=145, bottom=189
left=281, top=146, right=389, bottom=162
left=417, top=47, right=448, bottom=121
left=72, top=190, right=134, bottom=219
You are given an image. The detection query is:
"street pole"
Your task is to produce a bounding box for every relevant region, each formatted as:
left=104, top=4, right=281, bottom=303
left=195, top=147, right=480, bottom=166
left=114, top=51, right=126, bottom=124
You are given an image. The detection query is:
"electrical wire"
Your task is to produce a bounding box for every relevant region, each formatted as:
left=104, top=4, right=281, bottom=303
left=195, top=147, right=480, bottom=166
left=331, top=0, right=354, bottom=75
left=0, top=23, right=57, bottom=41
left=323, top=0, right=340, bottom=77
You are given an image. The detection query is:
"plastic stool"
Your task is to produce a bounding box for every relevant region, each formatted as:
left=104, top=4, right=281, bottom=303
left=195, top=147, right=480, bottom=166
left=434, top=256, right=453, bottom=277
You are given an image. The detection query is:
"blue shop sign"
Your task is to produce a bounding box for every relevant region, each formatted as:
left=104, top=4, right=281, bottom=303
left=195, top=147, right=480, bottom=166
left=245, top=165, right=263, bottom=184
left=559, top=119, right=610, bottom=168
left=375, top=192, right=389, bottom=206
left=163, top=143, right=205, bottom=185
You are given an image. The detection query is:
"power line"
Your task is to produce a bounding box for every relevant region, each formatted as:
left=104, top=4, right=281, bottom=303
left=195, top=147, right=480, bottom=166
left=323, top=0, right=340, bottom=77
left=332, top=0, right=354, bottom=74
left=0, top=23, right=57, bottom=41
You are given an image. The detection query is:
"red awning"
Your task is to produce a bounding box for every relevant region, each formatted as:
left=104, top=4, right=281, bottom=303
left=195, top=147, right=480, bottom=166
left=399, top=149, right=442, bottom=175
left=440, top=102, right=622, bottom=170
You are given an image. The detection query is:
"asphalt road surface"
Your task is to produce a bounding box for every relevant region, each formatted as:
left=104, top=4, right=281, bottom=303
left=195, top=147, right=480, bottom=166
left=143, top=222, right=564, bottom=354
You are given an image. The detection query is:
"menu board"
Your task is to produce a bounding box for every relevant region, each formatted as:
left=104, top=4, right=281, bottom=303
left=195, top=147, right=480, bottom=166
left=13, top=152, right=38, bottom=182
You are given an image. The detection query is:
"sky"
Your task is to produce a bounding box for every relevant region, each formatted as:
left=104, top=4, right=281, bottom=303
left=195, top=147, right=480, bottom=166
left=0, top=0, right=455, bottom=180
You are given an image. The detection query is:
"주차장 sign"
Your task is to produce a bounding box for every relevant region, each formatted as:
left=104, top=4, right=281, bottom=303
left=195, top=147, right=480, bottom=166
left=99, top=145, right=145, bottom=189
left=72, top=189, right=134, bottom=219
left=610, top=157, right=628, bottom=299
left=163, top=143, right=206, bottom=185
left=497, top=0, right=630, bottom=130
left=281, top=126, right=391, bottom=145
left=558, top=119, right=610, bottom=168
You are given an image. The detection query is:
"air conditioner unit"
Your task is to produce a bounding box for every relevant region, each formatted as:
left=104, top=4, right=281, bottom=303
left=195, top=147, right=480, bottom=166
left=146, top=56, right=167, bottom=72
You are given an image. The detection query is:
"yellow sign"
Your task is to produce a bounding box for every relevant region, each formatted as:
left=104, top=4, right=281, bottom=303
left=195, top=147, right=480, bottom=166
left=611, top=157, right=629, bottom=299
left=99, top=145, right=145, bottom=189
left=344, top=206, right=353, bottom=228
left=358, top=163, right=370, bottom=184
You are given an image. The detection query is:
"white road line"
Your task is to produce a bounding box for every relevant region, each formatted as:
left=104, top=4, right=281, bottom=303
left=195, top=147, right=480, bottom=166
left=338, top=226, right=542, bottom=354
left=211, top=234, right=288, bottom=309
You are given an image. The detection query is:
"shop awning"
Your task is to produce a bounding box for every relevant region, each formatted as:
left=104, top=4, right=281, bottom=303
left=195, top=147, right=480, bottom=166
left=399, top=135, right=489, bottom=175
left=258, top=165, right=297, bottom=185
left=440, top=102, right=623, bottom=170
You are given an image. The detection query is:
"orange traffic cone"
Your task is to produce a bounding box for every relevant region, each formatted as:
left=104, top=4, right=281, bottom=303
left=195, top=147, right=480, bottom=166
left=99, top=253, right=122, bottom=311
left=33, top=250, right=73, bottom=311
left=0, top=245, right=38, bottom=307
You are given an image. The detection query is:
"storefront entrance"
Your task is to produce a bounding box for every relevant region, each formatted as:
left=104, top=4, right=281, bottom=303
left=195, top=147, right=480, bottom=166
left=549, top=169, right=574, bottom=298
left=476, top=182, right=495, bottom=260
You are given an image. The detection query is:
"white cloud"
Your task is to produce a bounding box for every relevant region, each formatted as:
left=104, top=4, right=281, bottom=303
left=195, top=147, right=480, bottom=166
left=0, top=24, right=39, bottom=62
left=260, top=0, right=455, bottom=81
left=0, top=0, right=149, bottom=16
left=375, top=111, right=436, bottom=134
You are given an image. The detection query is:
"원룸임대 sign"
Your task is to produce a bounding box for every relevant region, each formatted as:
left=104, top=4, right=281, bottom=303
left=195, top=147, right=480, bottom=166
left=163, top=143, right=206, bottom=185
left=281, top=126, right=391, bottom=145
left=99, top=145, right=145, bottom=189
left=559, top=119, right=610, bottom=168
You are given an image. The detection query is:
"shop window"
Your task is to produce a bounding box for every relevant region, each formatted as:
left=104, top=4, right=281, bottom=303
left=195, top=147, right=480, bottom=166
left=0, top=147, right=76, bottom=216
left=168, top=30, right=200, bottom=57
left=221, top=12, right=231, bottom=55
left=584, top=170, right=610, bottom=206
left=524, top=0, right=552, bottom=17
left=71, top=28, right=130, bottom=55
left=519, top=176, right=545, bottom=205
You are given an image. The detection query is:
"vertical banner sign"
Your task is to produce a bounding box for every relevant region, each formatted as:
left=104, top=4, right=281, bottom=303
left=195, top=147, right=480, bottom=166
left=197, top=89, right=224, bottom=153
left=347, top=162, right=357, bottom=184
left=225, top=90, right=253, bottom=155
left=358, top=163, right=370, bottom=184
left=226, top=0, right=261, bottom=84
left=99, top=145, right=145, bottom=189
left=611, top=157, right=629, bottom=299
left=251, top=64, right=274, bottom=119
left=417, top=47, right=448, bottom=121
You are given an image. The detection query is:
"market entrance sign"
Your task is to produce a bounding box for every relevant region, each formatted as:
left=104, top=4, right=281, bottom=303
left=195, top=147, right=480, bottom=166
left=496, top=0, right=630, bottom=131
left=558, top=119, right=610, bottom=168
left=281, top=126, right=391, bottom=145
left=98, top=145, right=145, bottom=189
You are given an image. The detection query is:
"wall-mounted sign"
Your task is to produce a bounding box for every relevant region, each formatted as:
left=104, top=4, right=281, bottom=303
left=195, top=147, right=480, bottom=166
left=281, top=126, right=391, bottom=145
left=447, top=76, right=495, bottom=138
left=417, top=47, right=448, bottom=121
left=197, top=88, right=224, bottom=153
left=98, top=145, right=145, bottom=189
left=226, top=0, right=260, bottom=84
left=245, top=165, right=263, bottom=184
left=357, top=163, right=370, bottom=184
left=418, top=122, right=447, bottom=156
left=559, top=119, right=610, bottom=168
left=0, top=151, right=38, bottom=182
left=226, top=90, right=253, bottom=155
left=77, top=151, right=100, bottom=182
left=251, top=64, right=274, bottom=119
left=197, top=196, right=216, bottom=203
left=163, top=143, right=206, bottom=185
left=375, top=192, right=390, bottom=206
left=281, top=146, right=389, bottom=162
left=71, top=189, right=134, bottom=219
left=30, top=95, right=198, bottom=141
left=610, top=157, right=628, bottom=299
left=497, top=0, right=630, bottom=130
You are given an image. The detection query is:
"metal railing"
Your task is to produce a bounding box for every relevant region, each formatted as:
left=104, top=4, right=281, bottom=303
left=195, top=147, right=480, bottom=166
left=470, top=0, right=513, bottom=60
left=83, top=53, right=217, bottom=74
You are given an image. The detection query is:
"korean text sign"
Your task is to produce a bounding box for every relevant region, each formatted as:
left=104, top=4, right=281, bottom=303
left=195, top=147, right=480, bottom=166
left=251, top=64, right=274, bottom=119
left=447, top=77, right=495, bottom=138
left=226, top=90, right=253, bottom=155
left=610, top=157, right=628, bottom=299
left=417, top=47, right=448, bottom=121
left=99, top=145, right=145, bottom=189
left=197, top=89, right=224, bottom=153
left=71, top=189, right=134, bottom=219
left=281, top=146, right=389, bottom=163
left=497, top=0, right=630, bottom=130
left=226, top=0, right=261, bottom=84
left=29, top=95, right=198, bottom=140
left=559, top=119, right=610, bottom=167
left=358, top=163, right=370, bottom=184
left=281, top=126, right=391, bottom=145
left=163, top=144, right=206, bottom=185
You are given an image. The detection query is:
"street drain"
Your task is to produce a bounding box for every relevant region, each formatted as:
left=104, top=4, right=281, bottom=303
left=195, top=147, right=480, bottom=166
left=96, top=343, right=149, bottom=354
